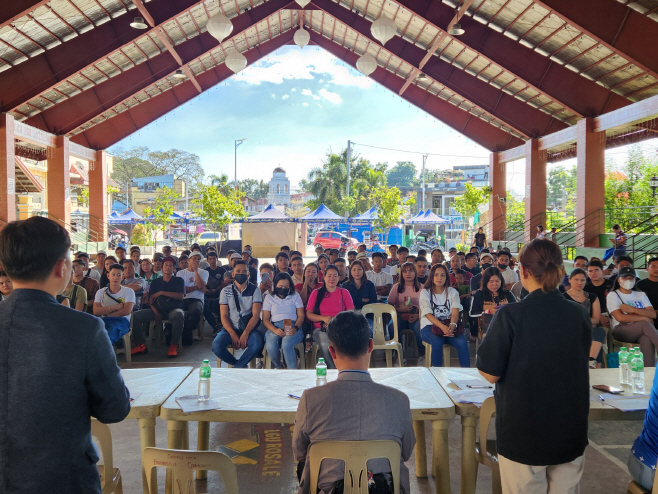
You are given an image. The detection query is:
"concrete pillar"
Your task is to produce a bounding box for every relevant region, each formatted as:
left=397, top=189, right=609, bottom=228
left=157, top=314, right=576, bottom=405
left=488, top=152, right=506, bottom=243
left=0, top=113, right=16, bottom=223
left=299, top=222, right=308, bottom=254
left=576, top=118, right=606, bottom=247
left=524, top=139, right=547, bottom=243
left=89, top=150, right=108, bottom=242
left=47, top=135, right=71, bottom=227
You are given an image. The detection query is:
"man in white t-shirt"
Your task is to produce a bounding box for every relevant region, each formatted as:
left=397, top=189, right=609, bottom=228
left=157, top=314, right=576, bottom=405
left=366, top=252, right=393, bottom=301
left=93, top=262, right=135, bottom=345
left=496, top=251, right=518, bottom=290
left=176, top=251, right=209, bottom=343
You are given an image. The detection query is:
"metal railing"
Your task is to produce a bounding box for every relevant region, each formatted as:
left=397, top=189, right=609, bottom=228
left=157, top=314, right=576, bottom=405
left=605, top=207, right=658, bottom=234
left=31, top=211, right=108, bottom=252
left=628, top=217, right=658, bottom=268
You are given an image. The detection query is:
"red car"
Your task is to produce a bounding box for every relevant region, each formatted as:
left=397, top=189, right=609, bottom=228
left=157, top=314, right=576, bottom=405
left=312, top=231, right=359, bottom=253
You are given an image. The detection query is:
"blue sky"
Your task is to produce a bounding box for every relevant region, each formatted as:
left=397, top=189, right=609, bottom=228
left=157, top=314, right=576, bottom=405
left=111, top=45, right=654, bottom=196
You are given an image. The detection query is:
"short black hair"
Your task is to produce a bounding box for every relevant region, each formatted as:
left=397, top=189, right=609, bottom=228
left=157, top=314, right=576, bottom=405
left=181, top=250, right=191, bottom=256
left=481, top=249, right=490, bottom=253
left=233, top=259, right=248, bottom=268
left=0, top=217, right=71, bottom=282
left=290, top=250, right=302, bottom=258
left=457, top=251, right=465, bottom=257
left=206, top=251, right=218, bottom=258
left=616, top=255, right=633, bottom=265
left=206, top=246, right=216, bottom=252
left=178, top=254, right=189, bottom=261
left=260, top=263, right=273, bottom=272
left=587, top=259, right=604, bottom=270
left=371, top=252, right=385, bottom=260
left=290, top=256, right=303, bottom=264
left=454, top=268, right=465, bottom=276
left=613, top=224, right=621, bottom=230
left=574, top=255, right=589, bottom=263
left=465, top=252, right=477, bottom=261
left=120, top=259, right=135, bottom=267
left=648, top=257, right=658, bottom=267
left=327, top=311, right=370, bottom=359
left=497, top=251, right=511, bottom=260
left=191, top=243, right=200, bottom=249
left=334, top=257, right=346, bottom=265
left=280, top=245, right=290, bottom=251
left=227, top=249, right=236, bottom=255
left=398, top=246, right=409, bottom=255
left=115, top=246, right=126, bottom=253
left=414, top=256, right=428, bottom=264
left=130, top=246, right=140, bottom=252
left=417, top=249, right=427, bottom=257
left=275, top=252, right=290, bottom=261
left=109, top=263, right=124, bottom=272
left=347, top=250, right=357, bottom=257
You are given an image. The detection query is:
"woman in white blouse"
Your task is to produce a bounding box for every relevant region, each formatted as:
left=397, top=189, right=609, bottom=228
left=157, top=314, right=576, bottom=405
left=262, top=272, right=305, bottom=369
left=420, top=263, right=469, bottom=367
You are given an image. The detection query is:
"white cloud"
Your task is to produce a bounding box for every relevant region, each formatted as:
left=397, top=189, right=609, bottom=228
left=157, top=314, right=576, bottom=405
left=231, top=46, right=372, bottom=89
left=291, top=88, right=297, bottom=92
left=302, top=89, right=321, bottom=100
left=303, top=102, right=309, bottom=106
left=271, top=94, right=276, bottom=99
left=318, top=88, right=342, bottom=104
left=282, top=94, right=290, bottom=100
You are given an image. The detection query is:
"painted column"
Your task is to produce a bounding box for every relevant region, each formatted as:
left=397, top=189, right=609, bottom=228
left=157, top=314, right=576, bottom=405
left=89, top=150, right=108, bottom=242
left=47, top=135, right=71, bottom=227
left=576, top=118, right=606, bottom=247
left=524, top=139, right=547, bottom=243
left=488, top=152, right=506, bottom=243
left=0, top=114, right=16, bottom=223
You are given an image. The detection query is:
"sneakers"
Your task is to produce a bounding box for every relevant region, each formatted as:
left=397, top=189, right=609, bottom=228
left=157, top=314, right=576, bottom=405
left=131, top=343, right=148, bottom=355
left=167, top=344, right=178, bottom=358
left=192, top=329, right=200, bottom=341
left=256, top=358, right=264, bottom=369
left=417, top=356, right=426, bottom=367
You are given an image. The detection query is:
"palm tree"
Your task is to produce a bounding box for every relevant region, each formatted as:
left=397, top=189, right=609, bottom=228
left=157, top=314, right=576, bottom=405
left=208, top=173, right=231, bottom=194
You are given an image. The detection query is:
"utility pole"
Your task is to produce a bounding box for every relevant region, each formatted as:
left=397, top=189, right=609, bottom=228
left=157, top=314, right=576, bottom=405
left=422, top=154, right=427, bottom=212
left=235, top=138, right=247, bottom=190
left=185, top=172, right=188, bottom=211
left=346, top=140, right=352, bottom=198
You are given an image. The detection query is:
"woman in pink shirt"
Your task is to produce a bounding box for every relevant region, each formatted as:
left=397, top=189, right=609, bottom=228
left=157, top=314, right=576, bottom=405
left=387, top=261, right=424, bottom=364
left=306, top=265, right=355, bottom=368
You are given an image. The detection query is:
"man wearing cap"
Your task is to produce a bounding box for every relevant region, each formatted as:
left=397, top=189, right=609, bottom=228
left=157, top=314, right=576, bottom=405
left=176, top=251, right=209, bottom=343
left=75, top=252, right=101, bottom=282
left=469, top=253, right=494, bottom=292
left=223, top=253, right=242, bottom=283
left=191, top=244, right=209, bottom=269
left=131, top=256, right=185, bottom=357
left=162, top=245, right=178, bottom=267
left=204, top=251, right=227, bottom=334
left=72, top=258, right=100, bottom=313
left=93, top=250, right=107, bottom=277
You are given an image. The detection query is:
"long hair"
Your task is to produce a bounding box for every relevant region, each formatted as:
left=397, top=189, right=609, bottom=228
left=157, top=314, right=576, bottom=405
left=347, top=260, right=366, bottom=286
left=423, top=263, right=450, bottom=291
left=518, top=238, right=562, bottom=292
left=314, top=265, right=341, bottom=315
left=302, top=263, right=319, bottom=286
left=480, top=266, right=504, bottom=300
left=397, top=261, right=420, bottom=293
left=102, top=255, right=118, bottom=276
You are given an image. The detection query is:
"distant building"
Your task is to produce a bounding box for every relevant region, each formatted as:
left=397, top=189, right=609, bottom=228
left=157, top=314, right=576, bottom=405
left=130, top=174, right=186, bottom=216
left=242, top=196, right=268, bottom=213
left=267, top=167, right=291, bottom=207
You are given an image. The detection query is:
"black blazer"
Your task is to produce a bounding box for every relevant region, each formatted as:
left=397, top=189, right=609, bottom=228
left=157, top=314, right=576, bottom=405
left=0, top=289, right=131, bottom=493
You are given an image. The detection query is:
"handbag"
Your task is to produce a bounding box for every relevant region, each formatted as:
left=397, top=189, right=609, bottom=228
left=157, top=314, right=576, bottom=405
left=231, top=285, right=253, bottom=332
left=429, top=291, right=465, bottom=336
left=153, top=295, right=183, bottom=313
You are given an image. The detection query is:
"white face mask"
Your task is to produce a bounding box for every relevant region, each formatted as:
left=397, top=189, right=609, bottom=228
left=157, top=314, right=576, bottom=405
left=620, top=279, right=635, bottom=290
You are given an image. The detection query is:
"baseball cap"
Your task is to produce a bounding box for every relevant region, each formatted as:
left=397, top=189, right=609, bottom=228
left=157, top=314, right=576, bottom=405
left=162, top=256, right=177, bottom=265
left=188, top=251, right=202, bottom=259
left=449, top=247, right=457, bottom=253
left=356, top=251, right=368, bottom=260
left=242, top=250, right=251, bottom=255
left=97, top=250, right=107, bottom=256
left=153, top=252, right=165, bottom=259
left=230, top=253, right=242, bottom=260
left=480, top=253, right=493, bottom=262
left=618, top=266, right=635, bottom=278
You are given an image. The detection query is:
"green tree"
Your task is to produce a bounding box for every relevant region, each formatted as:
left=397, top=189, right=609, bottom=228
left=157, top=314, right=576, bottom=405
left=505, top=192, right=525, bottom=226
left=110, top=146, right=156, bottom=186
left=144, top=186, right=181, bottom=246
left=208, top=173, right=232, bottom=194
left=453, top=183, right=489, bottom=221
left=131, top=223, right=152, bottom=246
left=193, top=185, right=247, bottom=251
left=546, top=166, right=577, bottom=210
left=370, top=186, right=415, bottom=245
left=237, top=178, right=270, bottom=199
left=148, top=149, right=205, bottom=195
left=386, top=161, right=417, bottom=187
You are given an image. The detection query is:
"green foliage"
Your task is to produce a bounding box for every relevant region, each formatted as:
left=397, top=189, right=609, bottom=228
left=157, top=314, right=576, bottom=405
left=453, top=182, right=488, bottom=220
left=145, top=186, right=181, bottom=246
left=386, top=161, right=417, bottom=187
left=505, top=192, right=525, bottom=226
left=303, top=148, right=387, bottom=216
left=547, top=166, right=577, bottom=210
left=76, top=187, right=89, bottom=207
left=370, top=186, right=415, bottom=244
left=237, top=178, right=270, bottom=200
left=193, top=185, right=247, bottom=249
left=131, top=223, right=152, bottom=246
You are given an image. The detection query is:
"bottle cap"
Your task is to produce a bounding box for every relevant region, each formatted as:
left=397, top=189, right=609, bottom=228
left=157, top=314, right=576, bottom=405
left=620, top=347, right=627, bottom=351
left=203, top=359, right=209, bottom=363
left=318, top=358, right=325, bottom=363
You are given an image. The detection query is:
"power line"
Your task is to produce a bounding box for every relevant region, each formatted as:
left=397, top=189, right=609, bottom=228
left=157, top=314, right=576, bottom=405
left=351, top=141, right=489, bottom=159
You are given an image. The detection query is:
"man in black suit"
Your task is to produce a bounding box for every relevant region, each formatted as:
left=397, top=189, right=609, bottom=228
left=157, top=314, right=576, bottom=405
left=0, top=216, right=131, bottom=493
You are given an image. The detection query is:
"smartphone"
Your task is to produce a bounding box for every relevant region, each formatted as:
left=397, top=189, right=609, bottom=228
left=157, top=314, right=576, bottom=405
left=592, top=385, right=623, bottom=394
left=262, top=272, right=270, bottom=282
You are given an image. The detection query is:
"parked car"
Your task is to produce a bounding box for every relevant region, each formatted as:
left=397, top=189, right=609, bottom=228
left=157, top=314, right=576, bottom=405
left=194, top=231, right=224, bottom=253
left=312, top=231, right=359, bottom=253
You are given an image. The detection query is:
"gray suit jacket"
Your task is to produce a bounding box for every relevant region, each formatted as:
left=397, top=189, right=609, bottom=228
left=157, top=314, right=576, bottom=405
left=292, top=370, right=415, bottom=494
left=0, top=289, right=131, bottom=494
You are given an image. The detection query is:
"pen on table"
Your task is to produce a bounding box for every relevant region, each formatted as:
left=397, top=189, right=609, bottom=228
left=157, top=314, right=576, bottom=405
left=466, top=384, right=492, bottom=389
left=288, top=394, right=301, bottom=400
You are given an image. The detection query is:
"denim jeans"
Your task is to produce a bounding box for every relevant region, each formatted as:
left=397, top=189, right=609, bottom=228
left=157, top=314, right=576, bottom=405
left=211, top=328, right=263, bottom=368
left=265, top=320, right=305, bottom=369
left=313, top=329, right=336, bottom=369
left=628, top=452, right=654, bottom=491
left=390, top=316, right=423, bottom=355
left=421, top=325, right=471, bottom=367
left=602, top=245, right=625, bottom=262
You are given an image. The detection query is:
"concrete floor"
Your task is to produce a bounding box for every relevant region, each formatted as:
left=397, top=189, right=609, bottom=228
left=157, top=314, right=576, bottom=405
left=110, top=319, right=640, bottom=494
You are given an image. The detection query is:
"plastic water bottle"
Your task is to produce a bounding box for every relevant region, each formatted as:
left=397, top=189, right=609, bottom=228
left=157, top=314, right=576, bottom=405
left=316, top=358, right=327, bottom=386
left=198, top=359, right=211, bottom=401
left=619, top=347, right=630, bottom=385
left=632, top=349, right=645, bottom=395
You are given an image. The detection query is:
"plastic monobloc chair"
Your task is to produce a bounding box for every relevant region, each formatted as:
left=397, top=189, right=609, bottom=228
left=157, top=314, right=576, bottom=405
left=422, top=341, right=452, bottom=368
left=143, top=447, right=239, bottom=494
left=309, top=440, right=401, bottom=494
left=91, top=419, right=123, bottom=494
left=361, top=304, right=403, bottom=368
left=474, top=397, right=501, bottom=494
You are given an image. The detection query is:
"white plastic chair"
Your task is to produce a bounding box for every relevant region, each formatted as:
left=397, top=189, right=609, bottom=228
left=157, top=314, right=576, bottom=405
left=475, top=397, right=501, bottom=494
left=309, top=440, right=401, bottom=494
left=422, top=341, right=452, bottom=368
left=91, top=419, right=123, bottom=494
left=143, top=447, right=239, bottom=494
left=361, top=304, right=403, bottom=368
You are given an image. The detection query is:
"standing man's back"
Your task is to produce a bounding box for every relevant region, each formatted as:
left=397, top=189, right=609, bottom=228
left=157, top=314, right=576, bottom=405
left=293, top=312, right=415, bottom=494
left=0, top=217, right=131, bottom=494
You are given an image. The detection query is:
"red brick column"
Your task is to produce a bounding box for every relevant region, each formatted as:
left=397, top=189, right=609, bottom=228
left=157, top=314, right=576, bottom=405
left=0, top=114, right=16, bottom=223
left=89, top=150, right=108, bottom=242
left=47, top=135, right=71, bottom=227
left=489, top=152, right=506, bottom=243
left=524, top=139, right=547, bottom=243
left=576, top=118, right=605, bottom=247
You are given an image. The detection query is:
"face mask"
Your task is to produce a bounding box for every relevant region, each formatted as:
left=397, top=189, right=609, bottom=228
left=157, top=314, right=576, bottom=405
left=234, top=273, right=248, bottom=284
left=481, top=262, right=492, bottom=270
left=620, top=279, right=635, bottom=290
left=274, top=287, right=288, bottom=298
left=497, top=263, right=507, bottom=270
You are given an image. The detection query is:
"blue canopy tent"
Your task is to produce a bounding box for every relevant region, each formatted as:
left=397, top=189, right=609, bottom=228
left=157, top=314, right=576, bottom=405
left=108, top=209, right=144, bottom=224
left=406, top=210, right=450, bottom=224
left=351, top=206, right=378, bottom=224
left=299, top=204, right=346, bottom=222
left=147, top=211, right=185, bottom=221
left=245, top=204, right=295, bottom=222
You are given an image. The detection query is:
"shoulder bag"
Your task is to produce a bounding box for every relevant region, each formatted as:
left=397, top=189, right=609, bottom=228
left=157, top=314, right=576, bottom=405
left=232, top=285, right=253, bottom=332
